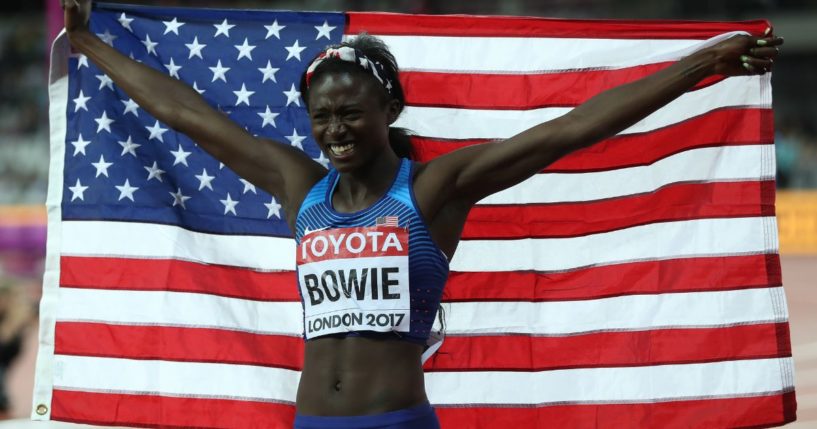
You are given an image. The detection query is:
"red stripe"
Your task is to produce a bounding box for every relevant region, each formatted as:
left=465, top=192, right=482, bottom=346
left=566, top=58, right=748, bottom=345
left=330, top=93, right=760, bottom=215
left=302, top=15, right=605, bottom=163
left=413, top=108, right=773, bottom=172
left=446, top=254, right=781, bottom=302
left=49, top=389, right=796, bottom=429
left=347, top=12, right=770, bottom=39
left=54, top=320, right=789, bottom=373
left=60, top=256, right=300, bottom=301
left=51, top=389, right=295, bottom=429
left=55, top=322, right=304, bottom=370
left=426, top=323, right=792, bottom=371
left=463, top=181, right=774, bottom=239
left=60, top=253, right=780, bottom=304
left=436, top=391, right=797, bottom=429
left=402, top=65, right=724, bottom=109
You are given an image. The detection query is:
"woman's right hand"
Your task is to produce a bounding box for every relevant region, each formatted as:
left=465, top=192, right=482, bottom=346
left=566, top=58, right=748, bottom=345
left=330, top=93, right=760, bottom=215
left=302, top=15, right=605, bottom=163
left=62, top=0, right=91, bottom=35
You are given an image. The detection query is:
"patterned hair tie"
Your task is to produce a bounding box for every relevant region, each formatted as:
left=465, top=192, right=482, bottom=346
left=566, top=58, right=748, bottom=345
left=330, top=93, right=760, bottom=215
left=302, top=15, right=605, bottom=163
left=305, top=46, right=393, bottom=94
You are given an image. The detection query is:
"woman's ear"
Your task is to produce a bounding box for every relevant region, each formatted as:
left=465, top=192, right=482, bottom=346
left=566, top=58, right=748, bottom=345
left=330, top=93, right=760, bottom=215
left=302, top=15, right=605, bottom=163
left=385, top=99, right=401, bottom=125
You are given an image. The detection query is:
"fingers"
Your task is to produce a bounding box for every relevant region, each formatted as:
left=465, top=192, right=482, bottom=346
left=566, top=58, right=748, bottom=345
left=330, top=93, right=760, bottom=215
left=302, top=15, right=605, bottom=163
left=740, top=55, right=773, bottom=73
left=749, top=46, right=780, bottom=59
left=756, top=36, right=784, bottom=47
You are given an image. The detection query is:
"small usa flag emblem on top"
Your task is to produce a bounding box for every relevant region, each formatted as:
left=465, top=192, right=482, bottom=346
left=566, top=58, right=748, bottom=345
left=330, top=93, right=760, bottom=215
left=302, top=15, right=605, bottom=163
left=376, top=216, right=399, bottom=227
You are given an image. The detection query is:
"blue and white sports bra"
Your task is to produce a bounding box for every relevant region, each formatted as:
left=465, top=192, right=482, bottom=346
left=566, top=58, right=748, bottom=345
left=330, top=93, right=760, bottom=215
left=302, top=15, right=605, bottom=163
left=294, top=158, right=449, bottom=353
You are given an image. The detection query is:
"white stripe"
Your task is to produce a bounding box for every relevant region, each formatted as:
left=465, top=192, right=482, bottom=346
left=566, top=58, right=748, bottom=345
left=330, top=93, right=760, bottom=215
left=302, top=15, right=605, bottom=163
left=62, top=220, right=295, bottom=271
left=61, top=216, right=772, bottom=273
left=33, top=31, right=70, bottom=422
left=57, top=287, right=783, bottom=337
left=442, top=287, right=787, bottom=335
left=395, top=76, right=765, bottom=140
left=52, top=354, right=791, bottom=405
left=481, top=145, right=769, bottom=204
left=362, top=33, right=743, bottom=73
left=425, top=358, right=793, bottom=405
left=452, top=217, right=776, bottom=272
left=53, top=355, right=299, bottom=402
left=57, top=288, right=303, bottom=335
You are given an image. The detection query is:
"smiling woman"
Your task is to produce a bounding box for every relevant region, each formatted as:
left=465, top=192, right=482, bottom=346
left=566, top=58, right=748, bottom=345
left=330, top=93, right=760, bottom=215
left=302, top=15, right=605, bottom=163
left=57, top=0, right=786, bottom=427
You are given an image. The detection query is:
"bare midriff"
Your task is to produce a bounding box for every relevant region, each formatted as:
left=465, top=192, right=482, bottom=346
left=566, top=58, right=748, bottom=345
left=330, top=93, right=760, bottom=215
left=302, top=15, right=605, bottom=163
left=295, top=336, right=427, bottom=416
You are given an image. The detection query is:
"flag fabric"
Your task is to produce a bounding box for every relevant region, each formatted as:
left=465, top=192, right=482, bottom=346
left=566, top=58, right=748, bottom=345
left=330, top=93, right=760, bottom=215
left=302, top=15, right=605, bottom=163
left=34, top=3, right=797, bottom=428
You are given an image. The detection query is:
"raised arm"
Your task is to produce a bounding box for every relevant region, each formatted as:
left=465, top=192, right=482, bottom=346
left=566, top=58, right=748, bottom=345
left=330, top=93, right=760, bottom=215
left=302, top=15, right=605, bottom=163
left=417, top=31, right=783, bottom=211
left=62, top=0, right=327, bottom=222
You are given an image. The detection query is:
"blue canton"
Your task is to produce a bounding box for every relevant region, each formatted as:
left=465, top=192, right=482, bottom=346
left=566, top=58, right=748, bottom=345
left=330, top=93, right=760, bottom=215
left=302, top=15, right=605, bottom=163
left=63, top=4, right=345, bottom=237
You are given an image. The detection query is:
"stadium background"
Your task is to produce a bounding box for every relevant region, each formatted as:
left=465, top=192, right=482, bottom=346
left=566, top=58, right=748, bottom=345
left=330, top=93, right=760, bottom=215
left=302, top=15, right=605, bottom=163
left=0, top=0, right=814, bottom=427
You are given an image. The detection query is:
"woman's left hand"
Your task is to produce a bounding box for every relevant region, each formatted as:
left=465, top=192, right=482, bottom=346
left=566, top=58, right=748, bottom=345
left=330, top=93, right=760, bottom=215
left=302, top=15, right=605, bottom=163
left=708, top=29, right=783, bottom=76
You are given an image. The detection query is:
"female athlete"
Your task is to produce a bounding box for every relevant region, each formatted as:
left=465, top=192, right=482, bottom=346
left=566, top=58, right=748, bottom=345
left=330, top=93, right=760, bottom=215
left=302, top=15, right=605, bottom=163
left=63, top=0, right=782, bottom=427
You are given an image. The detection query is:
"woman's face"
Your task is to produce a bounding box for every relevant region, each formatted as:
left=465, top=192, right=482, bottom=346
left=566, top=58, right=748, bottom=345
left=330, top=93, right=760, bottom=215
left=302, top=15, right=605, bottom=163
left=307, top=72, right=399, bottom=171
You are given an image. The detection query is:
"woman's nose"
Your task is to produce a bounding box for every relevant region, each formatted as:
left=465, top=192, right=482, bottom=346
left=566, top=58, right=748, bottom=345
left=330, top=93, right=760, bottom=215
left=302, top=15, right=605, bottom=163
left=327, top=118, right=347, bottom=137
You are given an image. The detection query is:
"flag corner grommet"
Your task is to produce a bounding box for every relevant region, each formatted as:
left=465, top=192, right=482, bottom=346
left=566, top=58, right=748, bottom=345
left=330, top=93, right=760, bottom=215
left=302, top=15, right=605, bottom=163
left=35, top=404, right=49, bottom=415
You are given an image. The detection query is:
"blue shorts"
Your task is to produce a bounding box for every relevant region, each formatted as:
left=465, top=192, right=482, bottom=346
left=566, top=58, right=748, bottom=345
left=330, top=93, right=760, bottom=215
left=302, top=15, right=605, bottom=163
left=293, top=402, right=440, bottom=429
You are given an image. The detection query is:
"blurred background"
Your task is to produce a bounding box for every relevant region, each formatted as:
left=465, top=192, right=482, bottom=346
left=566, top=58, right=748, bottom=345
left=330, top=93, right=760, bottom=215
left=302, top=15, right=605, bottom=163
left=0, top=0, right=815, bottom=427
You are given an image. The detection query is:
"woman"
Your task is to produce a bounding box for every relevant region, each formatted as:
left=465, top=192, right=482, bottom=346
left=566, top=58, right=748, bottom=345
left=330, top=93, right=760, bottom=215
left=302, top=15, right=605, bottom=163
left=63, top=1, right=782, bottom=428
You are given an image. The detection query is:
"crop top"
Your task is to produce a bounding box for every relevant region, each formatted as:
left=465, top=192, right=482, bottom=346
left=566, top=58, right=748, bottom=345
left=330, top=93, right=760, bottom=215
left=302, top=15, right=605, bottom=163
left=294, top=158, right=449, bottom=356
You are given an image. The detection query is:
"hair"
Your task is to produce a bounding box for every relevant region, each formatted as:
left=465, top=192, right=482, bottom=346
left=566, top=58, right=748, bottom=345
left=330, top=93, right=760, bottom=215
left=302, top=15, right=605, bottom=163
left=299, top=34, right=414, bottom=159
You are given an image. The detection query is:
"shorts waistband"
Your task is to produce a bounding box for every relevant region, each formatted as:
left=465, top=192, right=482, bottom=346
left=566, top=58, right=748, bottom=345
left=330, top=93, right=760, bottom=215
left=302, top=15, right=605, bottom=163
left=293, top=402, right=435, bottom=429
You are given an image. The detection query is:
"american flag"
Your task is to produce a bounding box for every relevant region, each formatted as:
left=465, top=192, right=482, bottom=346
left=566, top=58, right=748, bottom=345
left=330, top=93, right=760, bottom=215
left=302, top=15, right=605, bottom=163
left=34, top=3, right=796, bottom=428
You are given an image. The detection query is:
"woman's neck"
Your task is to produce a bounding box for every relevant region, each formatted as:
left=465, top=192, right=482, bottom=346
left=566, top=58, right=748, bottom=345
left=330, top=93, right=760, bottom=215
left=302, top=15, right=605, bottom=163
left=333, top=150, right=401, bottom=212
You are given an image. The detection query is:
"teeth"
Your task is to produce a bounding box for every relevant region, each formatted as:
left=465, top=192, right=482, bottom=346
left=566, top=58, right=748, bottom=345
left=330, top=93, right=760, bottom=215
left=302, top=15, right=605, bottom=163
left=330, top=143, right=354, bottom=156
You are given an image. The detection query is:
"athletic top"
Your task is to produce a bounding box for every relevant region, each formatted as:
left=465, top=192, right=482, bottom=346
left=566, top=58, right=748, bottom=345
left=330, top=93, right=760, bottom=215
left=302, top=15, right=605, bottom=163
left=294, top=158, right=449, bottom=346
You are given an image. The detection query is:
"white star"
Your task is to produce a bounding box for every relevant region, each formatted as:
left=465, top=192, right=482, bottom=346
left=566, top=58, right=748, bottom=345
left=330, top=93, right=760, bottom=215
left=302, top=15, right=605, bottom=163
left=234, top=38, right=256, bottom=61
left=96, top=74, right=114, bottom=90
left=283, top=83, right=301, bottom=107
left=239, top=178, right=256, bottom=194
left=185, top=36, right=206, bottom=59
left=264, top=196, right=282, bottom=219
left=117, top=13, right=134, bottom=31
left=115, top=179, right=139, bottom=201
left=194, top=168, right=215, bottom=191
left=144, top=161, right=165, bottom=182
left=164, top=57, right=182, bottom=78
left=70, top=134, right=91, bottom=156
left=213, top=18, right=235, bottom=38
left=170, top=188, right=191, bottom=209
left=314, top=151, right=330, bottom=169
left=286, top=129, right=306, bottom=150
left=192, top=81, right=206, bottom=95
left=142, top=34, right=158, bottom=55
left=121, top=98, right=139, bottom=116
left=145, top=120, right=168, bottom=142
left=258, top=60, right=279, bottom=83
left=264, top=20, right=285, bottom=39
left=118, top=136, right=141, bottom=157
left=285, top=40, right=306, bottom=61
left=170, top=145, right=192, bottom=166
left=257, top=106, right=279, bottom=128
left=94, top=111, right=114, bottom=133
left=314, top=21, right=336, bottom=40
left=233, top=83, right=255, bottom=106
left=73, top=90, right=90, bottom=112
left=163, top=17, right=185, bottom=35
left=68, top=179, right=89, bottom=201
left=97, top=29, right=118, bottom=46
left=220, top=193, right=239, bottom=215
left=91, top=154, right=113, bottom=178
left=209, top=60, right=230, bottom=83
left=73, top=53, right=89, bottom=69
